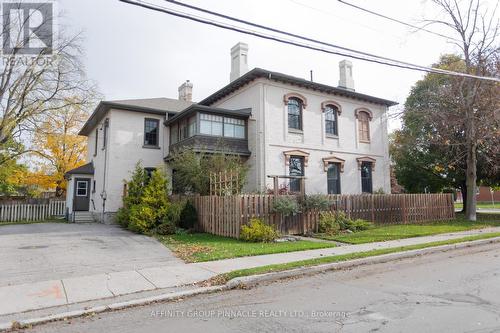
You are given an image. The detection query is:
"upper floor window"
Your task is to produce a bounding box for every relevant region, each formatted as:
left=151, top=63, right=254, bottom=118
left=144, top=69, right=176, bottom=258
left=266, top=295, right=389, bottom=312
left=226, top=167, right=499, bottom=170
left=200, top=114, right=223, bottom=136
left=287, top=98, right=303, bottom=130
left=356, top=109, right=372, bottom=143
left=170, top=124, right=178, bottom=144
left=188, top=116, right=197, bottom=137
left=144, top=118, right=159, bottom=147
left=224, top=117, right=245, bottom=138
left=324, top=105, right=339, bottom=136
left=199, top=113, right=245, bottom=139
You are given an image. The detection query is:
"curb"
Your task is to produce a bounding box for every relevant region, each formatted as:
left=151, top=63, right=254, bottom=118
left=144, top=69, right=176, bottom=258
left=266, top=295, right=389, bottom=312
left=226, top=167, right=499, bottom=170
left=226, top=236, right=500, bottom=288
left=1, top=236, right=499, bottom=331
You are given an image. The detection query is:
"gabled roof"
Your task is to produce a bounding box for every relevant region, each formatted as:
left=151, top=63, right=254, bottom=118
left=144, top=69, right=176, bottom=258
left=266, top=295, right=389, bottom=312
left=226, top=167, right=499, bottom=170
left=79, top=98, right=193, bottom=136
left=199, top=68, right=398, bottom=107
left=65, top=162, right=94, bottom=177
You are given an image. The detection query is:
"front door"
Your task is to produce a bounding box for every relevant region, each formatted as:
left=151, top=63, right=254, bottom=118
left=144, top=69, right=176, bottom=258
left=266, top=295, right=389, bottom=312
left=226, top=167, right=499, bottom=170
left=74, top=178, right=90, bottom=211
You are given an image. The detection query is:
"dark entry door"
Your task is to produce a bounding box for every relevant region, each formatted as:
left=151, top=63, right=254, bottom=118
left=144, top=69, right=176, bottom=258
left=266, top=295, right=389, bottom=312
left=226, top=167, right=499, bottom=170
left=74, top=178, right=90, bottom=211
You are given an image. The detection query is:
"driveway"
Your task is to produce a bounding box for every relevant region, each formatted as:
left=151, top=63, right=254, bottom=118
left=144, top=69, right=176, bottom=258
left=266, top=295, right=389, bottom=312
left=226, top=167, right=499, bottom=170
left=0, top=222, right=182, bottom=287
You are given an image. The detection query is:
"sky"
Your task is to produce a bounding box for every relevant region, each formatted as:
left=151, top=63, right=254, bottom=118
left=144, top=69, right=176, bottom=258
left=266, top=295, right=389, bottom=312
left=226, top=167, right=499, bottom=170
left=57, top=0, right=470, bottom=131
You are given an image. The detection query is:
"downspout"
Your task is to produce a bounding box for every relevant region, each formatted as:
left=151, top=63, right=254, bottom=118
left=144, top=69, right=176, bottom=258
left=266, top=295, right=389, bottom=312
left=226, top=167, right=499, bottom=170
left=101, top=118, right=109, bottom=223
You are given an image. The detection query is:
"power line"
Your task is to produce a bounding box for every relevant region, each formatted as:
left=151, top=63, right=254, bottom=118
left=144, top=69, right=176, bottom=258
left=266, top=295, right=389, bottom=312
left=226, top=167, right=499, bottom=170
left=161, top=0, right=433, bottom=73
left=118, top=0, right=500, bottom=82
left=160, top=0, right=498, bottom=82
left=337, top=0, right=461, bottom=42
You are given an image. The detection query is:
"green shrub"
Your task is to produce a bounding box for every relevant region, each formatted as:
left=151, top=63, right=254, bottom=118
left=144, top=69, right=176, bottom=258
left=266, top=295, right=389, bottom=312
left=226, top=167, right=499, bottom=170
left=318, top=211, right=373, bottom=234
left=318, top=212, right=341, bottom=235
left=302, top=194, right=331, bottom=211
left=120, top=166, right=172, bottom=235
left=128, top=204, right=157, bottom=234
left=165, top=201, right=185, bottom=227
left=240, top=218, right=278, bottom=242
left=155, top=220, right=176, bottom=235
left=272, top=196, right=300, bottom=216
left=346, top=219, right=373, bottom=231
left=333, top=211, right=352, bottom=230
left=116, top=207, right=129, bottom=228
left=179, top=200, right=198, bottom=229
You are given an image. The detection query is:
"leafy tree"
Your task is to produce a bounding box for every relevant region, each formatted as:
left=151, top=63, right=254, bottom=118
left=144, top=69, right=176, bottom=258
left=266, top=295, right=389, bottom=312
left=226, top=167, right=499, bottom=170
left=0, top=15, right=96, bottom=166
left=0, top=158, right=27, bottom=195
left=32, top=102, right=91, bottom=196
left=170, top=148, right=249, bottom=195
left=391, top=55, right=499, bottom=212
left=422, top=0, right=499, bottom=220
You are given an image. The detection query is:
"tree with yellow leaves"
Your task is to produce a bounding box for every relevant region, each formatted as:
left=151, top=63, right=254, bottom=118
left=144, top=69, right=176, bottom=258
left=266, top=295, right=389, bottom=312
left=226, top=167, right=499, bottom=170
left=32, top=101, right=90, bottom=197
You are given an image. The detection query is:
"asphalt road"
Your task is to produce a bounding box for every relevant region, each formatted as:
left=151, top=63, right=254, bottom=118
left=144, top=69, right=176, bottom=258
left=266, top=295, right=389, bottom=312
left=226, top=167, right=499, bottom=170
left=31, top=243, right=500, bottom=333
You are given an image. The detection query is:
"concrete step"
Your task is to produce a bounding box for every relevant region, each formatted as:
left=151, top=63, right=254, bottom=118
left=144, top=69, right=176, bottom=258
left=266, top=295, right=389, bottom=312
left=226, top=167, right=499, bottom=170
left=73, top=212, right=94, bottom=223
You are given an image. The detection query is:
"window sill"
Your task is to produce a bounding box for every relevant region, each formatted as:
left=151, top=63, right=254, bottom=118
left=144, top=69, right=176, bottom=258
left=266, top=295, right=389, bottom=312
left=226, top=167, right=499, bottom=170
left=143, top=145, right=161, bottom=149
left=359, top=140, right=371, bottom=144
left=288, top=129, right=304, bottom=134
left=326, top=134, right=339, bottom=139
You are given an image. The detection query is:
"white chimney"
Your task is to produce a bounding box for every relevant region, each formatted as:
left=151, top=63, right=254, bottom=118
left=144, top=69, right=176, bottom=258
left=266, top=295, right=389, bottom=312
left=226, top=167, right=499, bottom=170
left=338, top=59, right=355, bottom=91
left=178, top=80, right=193, bottom=102
left=230, top=42, right=249, bottom=82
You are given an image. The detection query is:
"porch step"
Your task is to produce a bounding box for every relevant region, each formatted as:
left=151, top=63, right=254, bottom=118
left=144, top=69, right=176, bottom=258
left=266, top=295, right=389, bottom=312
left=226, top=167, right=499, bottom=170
left=73, top=212, right=94, bottom=223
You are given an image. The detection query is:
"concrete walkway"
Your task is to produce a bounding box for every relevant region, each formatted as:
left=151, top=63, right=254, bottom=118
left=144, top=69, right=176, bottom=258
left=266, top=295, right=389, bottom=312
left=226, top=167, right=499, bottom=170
left=2, top=227, right=500, bottom=317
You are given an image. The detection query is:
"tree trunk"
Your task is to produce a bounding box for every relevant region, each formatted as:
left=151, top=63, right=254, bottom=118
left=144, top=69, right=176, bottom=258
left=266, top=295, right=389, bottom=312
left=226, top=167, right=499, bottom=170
left=465, top=112, right=477, bottom=221
left=460, top=182, right=467, bottom=214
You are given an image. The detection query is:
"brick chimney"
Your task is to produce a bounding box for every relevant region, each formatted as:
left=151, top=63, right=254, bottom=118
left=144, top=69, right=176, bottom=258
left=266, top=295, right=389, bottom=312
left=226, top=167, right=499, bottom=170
left=230, top=42, right=249, bottom=82
left=178, top=80, right=193, bottom=102
left=338, top=60, right=355, bottom=91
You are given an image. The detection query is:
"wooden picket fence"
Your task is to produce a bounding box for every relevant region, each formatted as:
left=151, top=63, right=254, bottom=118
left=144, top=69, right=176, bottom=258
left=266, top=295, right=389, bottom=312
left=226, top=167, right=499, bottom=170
left=187, top=193, right=455, bottom=238
left=0, top=200, right=66, bottom=222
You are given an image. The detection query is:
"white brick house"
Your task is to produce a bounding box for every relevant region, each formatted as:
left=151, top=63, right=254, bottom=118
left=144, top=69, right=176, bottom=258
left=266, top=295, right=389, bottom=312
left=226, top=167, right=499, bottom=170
left=65, top=43, right=397, bottom=223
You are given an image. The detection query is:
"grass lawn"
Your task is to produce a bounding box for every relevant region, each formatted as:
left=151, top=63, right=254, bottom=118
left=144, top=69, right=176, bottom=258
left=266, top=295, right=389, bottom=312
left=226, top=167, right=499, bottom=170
left=317, top=213, right=500, bottom=244
left=455, top=202, right=499, bottom=210
left=209, top=232, right=500, bottom=285
left=157, top=233, right=336, bottom=262
left=0, top=218, right=66, bottom=227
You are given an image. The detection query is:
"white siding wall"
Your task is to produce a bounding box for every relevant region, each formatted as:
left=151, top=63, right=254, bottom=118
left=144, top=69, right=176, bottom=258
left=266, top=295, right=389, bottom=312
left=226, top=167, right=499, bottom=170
left=85, top=109, right=167, bottom=216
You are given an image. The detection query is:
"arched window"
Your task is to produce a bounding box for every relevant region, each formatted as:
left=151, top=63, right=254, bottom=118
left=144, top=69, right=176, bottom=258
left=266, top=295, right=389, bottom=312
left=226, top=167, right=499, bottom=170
left=357, top=110, right=371, bottom=142
left=324, top=105, right=339, bottom=136
left=287, top=98, right=303, bottom=130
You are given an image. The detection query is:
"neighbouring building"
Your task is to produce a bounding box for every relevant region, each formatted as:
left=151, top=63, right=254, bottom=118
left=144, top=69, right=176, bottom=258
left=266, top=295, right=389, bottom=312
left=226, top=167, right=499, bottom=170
left=65, top=42, right=397, bottom=223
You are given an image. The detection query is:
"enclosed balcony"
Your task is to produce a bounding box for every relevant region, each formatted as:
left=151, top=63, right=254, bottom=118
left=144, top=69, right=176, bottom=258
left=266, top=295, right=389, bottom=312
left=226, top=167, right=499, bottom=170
left=165, top=104, right=251, bottom=158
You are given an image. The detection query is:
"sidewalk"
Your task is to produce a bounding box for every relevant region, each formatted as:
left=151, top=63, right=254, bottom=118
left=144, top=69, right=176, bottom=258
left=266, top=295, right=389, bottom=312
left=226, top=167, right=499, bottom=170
left=2, top=227, right=500, bottom=318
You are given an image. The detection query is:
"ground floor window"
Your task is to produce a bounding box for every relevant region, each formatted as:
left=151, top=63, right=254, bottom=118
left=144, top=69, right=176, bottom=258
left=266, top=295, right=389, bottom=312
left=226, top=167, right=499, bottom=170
left=361, top=162, right=373, bottom=193
left=327, top=163, right=341, bottom=194
left=289, top=156, right=304, bottom=193
left=144, top=167, right=156, bottom=182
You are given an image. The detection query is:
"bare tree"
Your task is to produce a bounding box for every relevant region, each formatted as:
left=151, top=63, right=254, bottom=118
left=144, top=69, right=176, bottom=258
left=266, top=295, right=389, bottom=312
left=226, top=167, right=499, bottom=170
left=423, top=0, right=499, bottom=220
left=0, top=3, right=96, bottom=166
